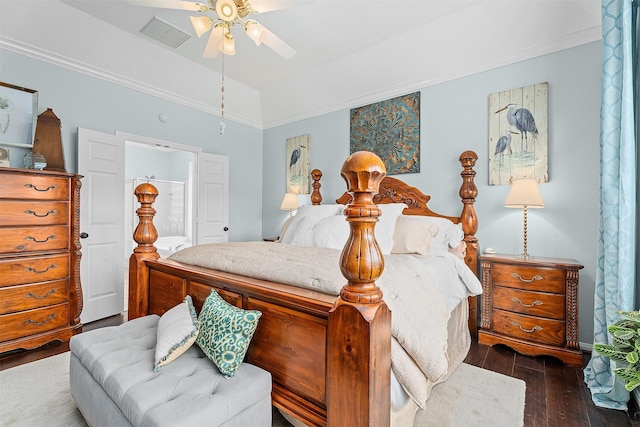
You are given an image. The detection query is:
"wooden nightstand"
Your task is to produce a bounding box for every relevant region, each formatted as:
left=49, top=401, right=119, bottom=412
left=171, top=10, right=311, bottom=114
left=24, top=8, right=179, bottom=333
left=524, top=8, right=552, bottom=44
left=478, top=254, right=584, bottom=366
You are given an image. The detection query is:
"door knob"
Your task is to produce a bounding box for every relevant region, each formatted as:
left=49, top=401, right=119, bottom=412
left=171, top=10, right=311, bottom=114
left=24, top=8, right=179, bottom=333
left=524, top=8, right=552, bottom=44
left=80, top=232, right=89, bottom=239
left=223, top=227, right=229, bottom=232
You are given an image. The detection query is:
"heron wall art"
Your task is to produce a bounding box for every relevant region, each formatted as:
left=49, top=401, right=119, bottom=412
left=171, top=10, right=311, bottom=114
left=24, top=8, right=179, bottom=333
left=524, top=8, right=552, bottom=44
left=285, top=134, right=310, bottom=194
left=488, top=82, right=548, bottom=185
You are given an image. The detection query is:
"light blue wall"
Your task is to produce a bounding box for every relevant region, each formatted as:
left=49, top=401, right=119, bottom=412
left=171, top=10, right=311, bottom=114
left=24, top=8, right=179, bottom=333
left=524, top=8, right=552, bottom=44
left=0, top=49, right=263, bottom=241
left=263, top=42, right=602, bottom=345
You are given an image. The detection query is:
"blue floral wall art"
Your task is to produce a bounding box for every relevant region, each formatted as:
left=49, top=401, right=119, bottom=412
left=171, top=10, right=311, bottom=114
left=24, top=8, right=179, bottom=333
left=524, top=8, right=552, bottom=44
left=349, top=92, right=420, bottom=175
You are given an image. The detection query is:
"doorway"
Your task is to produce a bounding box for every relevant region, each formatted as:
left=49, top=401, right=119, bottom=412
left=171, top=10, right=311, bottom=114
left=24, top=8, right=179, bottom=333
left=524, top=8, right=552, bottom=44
left=121, top=134, right=198, bottom=311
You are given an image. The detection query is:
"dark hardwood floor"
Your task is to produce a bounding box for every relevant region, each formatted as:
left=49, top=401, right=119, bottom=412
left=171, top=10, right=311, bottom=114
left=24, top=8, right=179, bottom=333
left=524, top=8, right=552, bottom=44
left=464, top=338, right=640, bottom=427
left=2, top=315, right=639, bottom=427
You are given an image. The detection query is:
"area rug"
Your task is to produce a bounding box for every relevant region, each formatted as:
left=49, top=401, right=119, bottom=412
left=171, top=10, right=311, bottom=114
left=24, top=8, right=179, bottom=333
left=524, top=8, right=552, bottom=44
left=0, top=353, right=525, bottom=427
left=415, top=363, right=526, bottom=426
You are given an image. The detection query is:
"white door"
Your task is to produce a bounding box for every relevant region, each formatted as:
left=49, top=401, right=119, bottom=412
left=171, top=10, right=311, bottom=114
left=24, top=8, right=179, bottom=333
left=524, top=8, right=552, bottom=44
left=77, top=128, right=125, bottom=323
left=197, top=153, right=229, bottom=244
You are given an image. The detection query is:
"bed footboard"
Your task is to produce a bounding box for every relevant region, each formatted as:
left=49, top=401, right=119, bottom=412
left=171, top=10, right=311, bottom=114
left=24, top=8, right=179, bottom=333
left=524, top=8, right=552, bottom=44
left=129, top=152, right=392, bottom=426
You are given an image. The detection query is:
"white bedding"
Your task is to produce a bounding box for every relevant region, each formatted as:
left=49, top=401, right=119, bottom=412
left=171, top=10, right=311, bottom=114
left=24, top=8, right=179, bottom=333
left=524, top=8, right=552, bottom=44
left=168, top=241, right=482, bottom=408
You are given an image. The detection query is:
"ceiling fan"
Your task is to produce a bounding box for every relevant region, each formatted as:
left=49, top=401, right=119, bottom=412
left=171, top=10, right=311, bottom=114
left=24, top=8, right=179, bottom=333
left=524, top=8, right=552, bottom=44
left=128, top=0, right=296, bottom=59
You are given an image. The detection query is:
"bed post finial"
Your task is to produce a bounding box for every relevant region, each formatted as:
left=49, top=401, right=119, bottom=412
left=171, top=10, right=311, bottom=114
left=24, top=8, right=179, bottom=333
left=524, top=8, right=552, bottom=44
left=132, top=183, right=159, bottom=253
left=129, top=183, right=160, bottom=320
left=338, top=151, right=386, bottom=303
left=310, top=168, right=322, bottom=205
left=326, top=151, right=391, bottom=427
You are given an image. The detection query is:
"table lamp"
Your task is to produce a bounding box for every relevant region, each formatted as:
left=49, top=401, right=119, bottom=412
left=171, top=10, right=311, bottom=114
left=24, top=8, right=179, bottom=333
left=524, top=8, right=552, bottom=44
left=504, top=179, right=544, bottom=258
left=280, top=193, right=299, bottom=217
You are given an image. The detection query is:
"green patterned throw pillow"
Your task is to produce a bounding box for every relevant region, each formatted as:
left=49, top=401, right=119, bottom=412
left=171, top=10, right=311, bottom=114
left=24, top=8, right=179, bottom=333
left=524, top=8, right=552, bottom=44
left=196, top=289, right=262, bottom=378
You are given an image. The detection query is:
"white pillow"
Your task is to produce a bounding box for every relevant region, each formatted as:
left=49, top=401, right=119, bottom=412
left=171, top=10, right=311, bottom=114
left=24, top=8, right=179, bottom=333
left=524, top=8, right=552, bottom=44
left=281, top=204, right=343, bottom=246
left=391, top=215, right=440, bottom=256
left=312, top=215, right=349, bottom=249
left=393, top=215, right=464, bottom=257
left=154, top=295, right=199, bottom=371
left=375, top=203, right=407, bottom=254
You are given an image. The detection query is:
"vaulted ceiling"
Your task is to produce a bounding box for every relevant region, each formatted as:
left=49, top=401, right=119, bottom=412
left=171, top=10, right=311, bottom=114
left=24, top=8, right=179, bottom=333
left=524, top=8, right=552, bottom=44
left=0, top=1, right=601, bottom=128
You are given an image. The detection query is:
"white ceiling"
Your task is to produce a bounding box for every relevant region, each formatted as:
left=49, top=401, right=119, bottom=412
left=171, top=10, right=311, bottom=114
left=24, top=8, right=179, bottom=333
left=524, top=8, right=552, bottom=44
left=1, top=0, right=602, bottom=129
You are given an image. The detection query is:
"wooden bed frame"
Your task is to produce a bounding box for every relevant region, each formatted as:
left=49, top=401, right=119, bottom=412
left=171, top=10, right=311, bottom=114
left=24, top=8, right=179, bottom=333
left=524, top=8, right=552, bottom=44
left=128, top=150, right=478, bottom=427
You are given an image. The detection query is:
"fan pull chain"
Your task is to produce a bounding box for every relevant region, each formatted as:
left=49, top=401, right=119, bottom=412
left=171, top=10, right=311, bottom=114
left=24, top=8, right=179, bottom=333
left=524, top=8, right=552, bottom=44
left=220, top=43, right=226, bottom=135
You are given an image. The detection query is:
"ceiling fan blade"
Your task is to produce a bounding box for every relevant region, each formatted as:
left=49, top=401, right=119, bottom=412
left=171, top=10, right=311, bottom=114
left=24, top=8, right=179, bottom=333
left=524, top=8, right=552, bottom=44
left=248, top=0, right=297, bottom=14
left=203, top=25, right=224, bottom=58
left=127, top=0, right=209, bottom=12
left=260, top=26, right=296, bottom=59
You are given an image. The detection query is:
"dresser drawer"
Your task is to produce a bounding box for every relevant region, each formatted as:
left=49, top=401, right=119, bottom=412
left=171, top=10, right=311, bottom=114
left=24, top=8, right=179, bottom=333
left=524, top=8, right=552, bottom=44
left=0, top=201, right=69, bottom=226
left=0, top=280, right=68, bottom=314
left=0, top=303, right=69, bottom=342
left=493, top=287, right=565, bottom=320
left=0, top=225, right=69, bottom=254
left=493, top=263, right=565, bottom=293
left=0, top=174, right=69, bottom=200
left=492, top=310, right=564, bottom=346
left=0, top=255, right=69, bottom=287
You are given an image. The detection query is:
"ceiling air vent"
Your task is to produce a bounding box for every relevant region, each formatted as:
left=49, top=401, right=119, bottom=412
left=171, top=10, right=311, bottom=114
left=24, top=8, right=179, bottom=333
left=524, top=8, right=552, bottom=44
left=140, top=16, right=191, bottom=49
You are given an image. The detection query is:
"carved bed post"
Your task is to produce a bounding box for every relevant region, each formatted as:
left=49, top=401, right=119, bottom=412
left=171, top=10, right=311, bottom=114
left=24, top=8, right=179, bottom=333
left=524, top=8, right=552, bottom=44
left=128, top=183, right=160, bottom=320
left=327, top=151, right=391, bottom=427
left=310, top=168, right=323, bottom=205
left=458, top=150, right=479, bottom=334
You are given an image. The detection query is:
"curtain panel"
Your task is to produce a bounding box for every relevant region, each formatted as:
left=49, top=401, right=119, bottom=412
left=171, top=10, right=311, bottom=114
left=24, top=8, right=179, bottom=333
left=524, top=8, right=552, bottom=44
left=584, top=0, right=639, bottom=410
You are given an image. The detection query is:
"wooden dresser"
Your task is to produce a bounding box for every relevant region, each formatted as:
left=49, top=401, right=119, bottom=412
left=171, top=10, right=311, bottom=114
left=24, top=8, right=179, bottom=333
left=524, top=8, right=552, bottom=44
left=478, top=254, right=583, bottom=366
left=0, top=167, right=83, bottom=353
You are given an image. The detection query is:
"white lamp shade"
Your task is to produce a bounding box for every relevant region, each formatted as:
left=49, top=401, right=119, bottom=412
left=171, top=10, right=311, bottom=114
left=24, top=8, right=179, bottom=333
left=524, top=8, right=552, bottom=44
left=190, top=16, right=212, bottom=37
left=280, top=193, right=299, bottom=211
left=504, top=179, right=544, bottom=208
left=218, top=31, right=236, bottom=55
left=245, top=20, right=265, bottom=45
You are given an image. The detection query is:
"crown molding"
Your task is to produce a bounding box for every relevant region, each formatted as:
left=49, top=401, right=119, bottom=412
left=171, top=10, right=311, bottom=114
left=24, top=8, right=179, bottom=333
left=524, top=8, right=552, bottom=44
left=0, top=37, right=263, bottom=130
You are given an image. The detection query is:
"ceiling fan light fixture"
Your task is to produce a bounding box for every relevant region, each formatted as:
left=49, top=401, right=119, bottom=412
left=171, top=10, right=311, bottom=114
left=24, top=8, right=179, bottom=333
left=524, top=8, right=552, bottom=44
left=244, top=20, right=265, bottom=45
left=190, top=15, right=212, bottom=37
left=219, top=30, right=236, bottom=55
left=216, top=0, right=238, bottom=22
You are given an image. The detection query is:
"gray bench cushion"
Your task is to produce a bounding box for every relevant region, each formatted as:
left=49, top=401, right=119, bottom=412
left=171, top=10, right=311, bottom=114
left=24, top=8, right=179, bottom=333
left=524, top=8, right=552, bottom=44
left=70, top=315, right=272, bottom=427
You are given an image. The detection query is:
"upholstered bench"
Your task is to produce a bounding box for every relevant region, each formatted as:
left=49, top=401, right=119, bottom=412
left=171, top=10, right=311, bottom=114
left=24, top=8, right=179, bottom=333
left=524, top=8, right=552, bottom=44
left=69, top=314, right=272, bottom=427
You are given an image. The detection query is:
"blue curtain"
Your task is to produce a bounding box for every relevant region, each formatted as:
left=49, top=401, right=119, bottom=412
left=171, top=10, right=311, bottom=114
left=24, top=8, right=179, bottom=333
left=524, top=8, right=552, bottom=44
left=584, top=0, right=638, bottom=410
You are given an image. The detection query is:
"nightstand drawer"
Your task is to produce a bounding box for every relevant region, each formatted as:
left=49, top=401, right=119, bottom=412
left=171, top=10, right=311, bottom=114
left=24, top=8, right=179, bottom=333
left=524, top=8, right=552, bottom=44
left=493, top=310, right=564, bottom=346
left=493, top=263, right=564, bottom=293
left=493, top=287, right=564, bottom=319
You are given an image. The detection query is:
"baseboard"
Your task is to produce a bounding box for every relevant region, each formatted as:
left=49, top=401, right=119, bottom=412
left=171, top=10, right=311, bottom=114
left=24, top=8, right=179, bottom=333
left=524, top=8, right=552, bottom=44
left=631, top=389, right=640, bottom=421
left=580, top=341, right=593, bottom=353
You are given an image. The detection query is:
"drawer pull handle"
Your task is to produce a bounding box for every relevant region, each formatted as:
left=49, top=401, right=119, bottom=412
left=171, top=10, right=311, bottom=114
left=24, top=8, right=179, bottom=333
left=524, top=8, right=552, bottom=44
left=25, top=264, right=56, bottom=274
left=511, top=321, right=543, bottom=333
left=24, top=183, right=57, bottom=192
left=24, top=209, right=57, bottom=218
left=511, top=273, right=544, bottom=283
left=24, top=314, right=57, bottom=326
left=510, top=297, right=543, bottom=308
left=25, top=235, right=56, bottom=243
left=25, top=289, right=58, bottom=300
